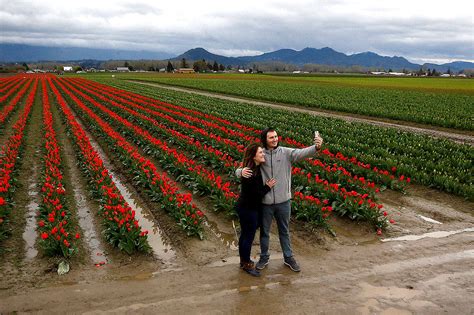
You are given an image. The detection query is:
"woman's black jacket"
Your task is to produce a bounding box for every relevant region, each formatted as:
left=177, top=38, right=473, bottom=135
left=235, top=167, right=271, bottom=212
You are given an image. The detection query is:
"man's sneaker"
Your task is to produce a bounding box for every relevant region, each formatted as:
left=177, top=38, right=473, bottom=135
left=284, top=256, right=301, bottom=272
left=255, top=256, right=270, bottom=270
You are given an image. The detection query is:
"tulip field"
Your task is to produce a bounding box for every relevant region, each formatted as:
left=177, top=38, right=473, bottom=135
left=0, top=73, right=472, bottom=261
left=114, top=73, right=474, bottom=130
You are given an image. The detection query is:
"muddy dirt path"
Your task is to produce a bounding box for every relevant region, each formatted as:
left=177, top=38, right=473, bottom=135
left=129, top=81, right=474, bottom=146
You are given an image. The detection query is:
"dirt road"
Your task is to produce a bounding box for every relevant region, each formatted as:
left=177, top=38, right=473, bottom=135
left=129, top=81, right=474, bottom=146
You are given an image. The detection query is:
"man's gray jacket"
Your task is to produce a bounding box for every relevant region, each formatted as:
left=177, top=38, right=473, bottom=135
left=236, top=145, right=317, bottom=205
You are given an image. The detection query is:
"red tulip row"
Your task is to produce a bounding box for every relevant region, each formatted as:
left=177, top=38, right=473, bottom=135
left=51, top=77, right=206, bottom=239
left=73, top=77, right=255, bottom=133
left=0, top=75, right=25, bottom=95
left=291, top=167, right=386, bottom=229
left=47, top=77, right=152, bottom=253
left=0, top=76, right=16, bottom=90
left=73, top=78, right=260, bottom=142
left=77, top=78, right=409, bottom=188
left=0, top=78, right=33, bottom=125
left=38, top=79, right=79, bottom=257
left=0, top=79, right=38, bottom=246
left=0, top=76, right=28, bottom=103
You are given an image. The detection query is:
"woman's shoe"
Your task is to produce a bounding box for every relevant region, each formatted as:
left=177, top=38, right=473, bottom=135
left=240, top=260, right=255, bottom=269
left=242, top=262, right=260, bottom=277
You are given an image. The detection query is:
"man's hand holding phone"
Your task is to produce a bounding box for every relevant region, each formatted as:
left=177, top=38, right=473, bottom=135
left=314, top=131, right=323, bottom=149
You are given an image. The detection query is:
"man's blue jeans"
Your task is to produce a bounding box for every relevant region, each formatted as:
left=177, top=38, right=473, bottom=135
left=259, top=200, right=292, bottom=259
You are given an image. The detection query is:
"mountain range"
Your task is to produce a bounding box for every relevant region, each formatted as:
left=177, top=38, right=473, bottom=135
left=174, top=47, right=473, bottom=72
left=1, top=43, right=473, bottom=72
left=0, top=44, right=173, bottom=63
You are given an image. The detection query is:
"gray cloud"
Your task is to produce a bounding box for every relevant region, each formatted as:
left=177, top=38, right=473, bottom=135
left=1, top=0, right=472, bottom=63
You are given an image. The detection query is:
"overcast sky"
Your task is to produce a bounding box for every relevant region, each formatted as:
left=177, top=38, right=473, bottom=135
left=1, top=0, right=473, bottom=63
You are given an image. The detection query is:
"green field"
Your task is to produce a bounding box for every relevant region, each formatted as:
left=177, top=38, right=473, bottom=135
left=87, top=73, right=474, bottom=131
left=264, top=73, right=474, bottom=93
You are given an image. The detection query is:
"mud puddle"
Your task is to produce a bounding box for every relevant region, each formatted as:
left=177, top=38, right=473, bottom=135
left=382, top=227, right=474, bottom=242
left=203, top=218, right=238, bottom=251
left=72, top=183, right=107, bottom=264
left=22, top=165, right=39, bottom=261
left=111, top=176, right=176, bottom=264
left=378, top=184, right=474, bottom=237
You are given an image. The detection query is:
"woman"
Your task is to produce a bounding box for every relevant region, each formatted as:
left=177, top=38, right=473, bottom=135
left=235, top=143, right=276, bottom=277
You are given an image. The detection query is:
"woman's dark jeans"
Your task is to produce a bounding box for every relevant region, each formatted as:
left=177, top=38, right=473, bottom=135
left=238, top=208, right=259, bottom=262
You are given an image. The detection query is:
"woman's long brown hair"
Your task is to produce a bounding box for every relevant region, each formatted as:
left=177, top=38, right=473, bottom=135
left=242, top=143, right=261, bottom=173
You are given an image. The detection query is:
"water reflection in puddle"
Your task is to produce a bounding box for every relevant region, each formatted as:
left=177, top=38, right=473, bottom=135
left=112, top=176, right=176, bottom=264
left=417, top=214, right=442, bottom=224
left=23, top=181, right=39, bottom=260
left=73, top=188, right=107, bottom=264
left=382, top=227, right=474, bottom=242
left=204, top=219, right=238, bottom=250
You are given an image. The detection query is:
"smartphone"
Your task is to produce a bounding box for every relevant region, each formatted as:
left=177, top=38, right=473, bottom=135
left=314, top=131, right=319, bottom=138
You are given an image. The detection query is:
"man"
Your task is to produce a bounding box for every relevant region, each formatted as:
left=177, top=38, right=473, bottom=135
left=236, top=127, right=323, bottom=272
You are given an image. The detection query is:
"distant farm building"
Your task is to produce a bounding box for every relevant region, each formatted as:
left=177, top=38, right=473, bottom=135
left=176, top=68, right=195, bottom=73
left=63, top=66, right=73, bottom=72
left=388, top=72, right=406, bottom=76
left=116, top=67, right=130, bottom=72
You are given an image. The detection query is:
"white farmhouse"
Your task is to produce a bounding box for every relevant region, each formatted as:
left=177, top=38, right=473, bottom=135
left=63, top=66, right=73, bottom=72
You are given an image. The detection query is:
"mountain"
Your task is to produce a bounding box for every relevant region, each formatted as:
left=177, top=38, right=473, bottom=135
left=175, top=47, right=473, bottom=71
left=422, top=61, right=474, bottom=73
left=173, top=47, right=241, bottom=66
left=0, top=44, right=173, bottom=62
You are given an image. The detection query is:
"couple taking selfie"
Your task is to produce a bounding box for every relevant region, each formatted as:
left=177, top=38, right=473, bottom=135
left=235, top=127, right=323, bottom=277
